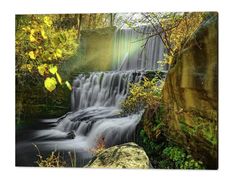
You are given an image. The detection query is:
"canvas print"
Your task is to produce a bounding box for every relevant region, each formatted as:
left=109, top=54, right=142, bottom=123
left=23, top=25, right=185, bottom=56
left=16, top=12, right=218, bottom=169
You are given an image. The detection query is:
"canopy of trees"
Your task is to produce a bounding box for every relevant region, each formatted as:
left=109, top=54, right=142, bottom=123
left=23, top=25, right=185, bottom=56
left=15, top=12, right=205, bottom=92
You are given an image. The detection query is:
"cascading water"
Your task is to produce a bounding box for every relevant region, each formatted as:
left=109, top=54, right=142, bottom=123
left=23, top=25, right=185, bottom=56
left=16, top=26, right=167, bottom=166
left=16, top=71, right=145, bottom=166
left=71, top=71, right=143, bottom=110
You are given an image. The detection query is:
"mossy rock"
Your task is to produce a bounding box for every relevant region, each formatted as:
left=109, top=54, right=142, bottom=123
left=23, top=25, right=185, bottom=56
left=86, top=142, right=151, bottom=169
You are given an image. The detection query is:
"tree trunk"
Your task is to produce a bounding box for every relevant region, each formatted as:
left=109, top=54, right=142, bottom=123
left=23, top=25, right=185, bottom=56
left=77, top=14, right=82, bottom=36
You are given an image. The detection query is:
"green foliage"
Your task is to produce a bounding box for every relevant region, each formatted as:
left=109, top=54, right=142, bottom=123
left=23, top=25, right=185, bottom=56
left=139, top=127, right=205, bottom=169
left=140, top=129, right=158, bottom=154
left=154, top=105, right=165, bottom=127
left=161, top=146, right=205, bottom=169
left=122, top=77, right=164, bottom=114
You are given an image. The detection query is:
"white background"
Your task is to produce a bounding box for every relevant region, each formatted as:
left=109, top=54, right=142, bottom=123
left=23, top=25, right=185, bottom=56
left=0, top=0, right=234, bottom=184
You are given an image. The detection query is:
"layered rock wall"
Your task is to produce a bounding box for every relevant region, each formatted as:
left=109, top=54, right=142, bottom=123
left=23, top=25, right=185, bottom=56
left=162, top=15, right=218, bottom=168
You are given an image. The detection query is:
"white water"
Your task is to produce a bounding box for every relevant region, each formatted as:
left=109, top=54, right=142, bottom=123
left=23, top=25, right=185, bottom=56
left=71, top=71, right=143, bottom=110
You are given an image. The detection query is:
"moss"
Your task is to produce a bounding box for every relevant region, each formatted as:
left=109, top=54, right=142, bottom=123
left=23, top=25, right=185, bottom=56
left=178, top=111, right=217, bottom=146
left=192, top=115, right=217, bottom=145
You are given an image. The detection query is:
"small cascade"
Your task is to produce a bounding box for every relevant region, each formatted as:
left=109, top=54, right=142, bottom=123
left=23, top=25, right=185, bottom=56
left=113, top=26, right=168, bottom=71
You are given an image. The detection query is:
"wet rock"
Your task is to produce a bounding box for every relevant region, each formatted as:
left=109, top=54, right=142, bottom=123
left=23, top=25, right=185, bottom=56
left=67, top=130, right=76, bottom=139
left=86, top=142, right=150, bottom=169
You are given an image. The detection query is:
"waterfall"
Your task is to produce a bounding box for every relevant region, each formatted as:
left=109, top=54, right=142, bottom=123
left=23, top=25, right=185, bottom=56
left=113, top=26, right=168, bottom=71
left=16, top=26, right=167, bottom=166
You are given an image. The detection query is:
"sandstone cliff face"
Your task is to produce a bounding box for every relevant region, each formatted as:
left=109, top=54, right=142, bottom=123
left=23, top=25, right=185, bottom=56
left=162, top=15, right=218, bottom=169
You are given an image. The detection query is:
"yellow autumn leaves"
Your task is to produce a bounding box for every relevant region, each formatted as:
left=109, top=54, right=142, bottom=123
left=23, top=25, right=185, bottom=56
left=29, top=29, right=37, bottom=42
left=28, top=48, right=63, bottom=61
left=44, top=76, right=71, bottom=93
left=44, top=16, right=53, bottom=27
left=16, top=15, right=78, bottom=92
left=38, top=64, right=59, bottom=92
left=44, top=77, right=71, bottom=93
left=36, top=64, right=72, bottom=92
left=28, top=51, right=36, bottom=60
left=44, top=75, right=71, bottom=92
left=41, top=29, right=47, bottom=39
left=44, top=77, right=57, bottom=92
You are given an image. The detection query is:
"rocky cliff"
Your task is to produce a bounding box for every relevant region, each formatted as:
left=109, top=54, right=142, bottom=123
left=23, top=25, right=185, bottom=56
left=162, top=14, right=218, bottom=169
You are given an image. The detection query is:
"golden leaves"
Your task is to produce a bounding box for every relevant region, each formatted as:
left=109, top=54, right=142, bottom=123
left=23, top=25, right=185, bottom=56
left=37, top=63, right=70, bottom=91
left=164, top=13, right=204, bottom=55
left=65, top=81, right=72, bottom=91
left=56, top=72, right=62, bottom=85
left=28, top=51, right=36, bottom=60
left=43, top=16, right=53, bottom=27
left=49, top=65, right=57, bottom=74
left=27, top=64, right=33, bottom=72
left=55, top=49, right=62, bottom=58
left=44, top=77, right=57, bottom=92
left=29, top=29, right=36, bottom=42
left=41, top=29, right=47, bottom=39
left=37, top=64, right=48, bottom=76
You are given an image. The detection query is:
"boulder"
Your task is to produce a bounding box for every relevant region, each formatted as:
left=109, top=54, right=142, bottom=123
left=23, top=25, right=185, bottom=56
left=162, top=14, right=218, bottom=169
left=86, top=142, right=151, bottom=169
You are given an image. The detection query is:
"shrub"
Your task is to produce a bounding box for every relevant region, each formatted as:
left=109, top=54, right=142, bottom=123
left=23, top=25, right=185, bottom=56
left=16, top=15, right=78, bottom=92
left=35, top=151, right=66, bottom=167
left=122, top=77, right=163, bottom=114
left=34, top=144, right=77, bottom=167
